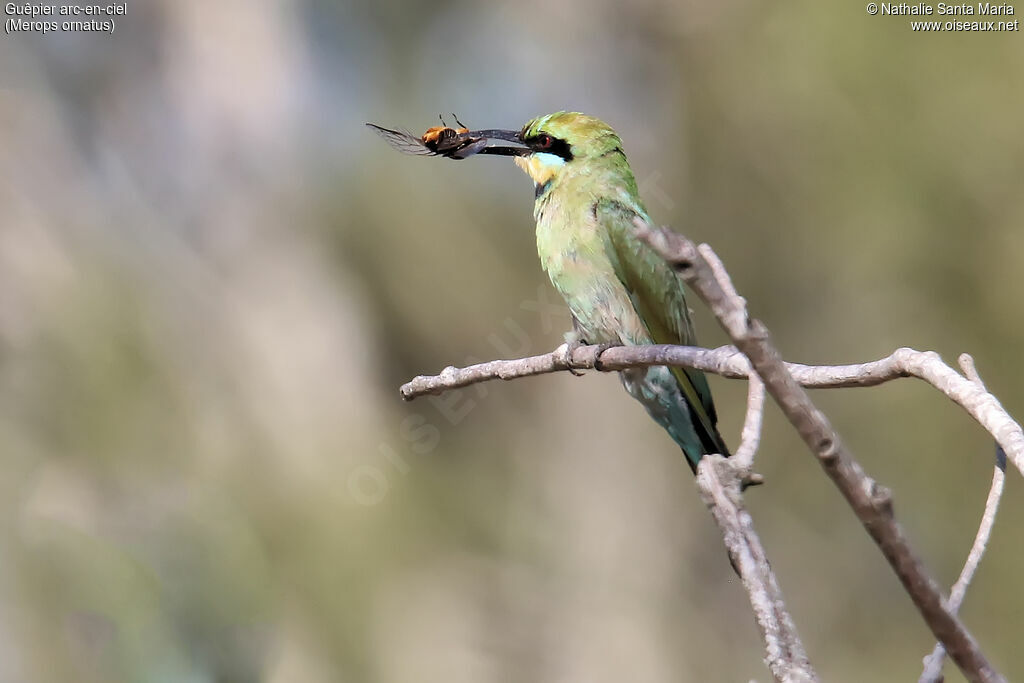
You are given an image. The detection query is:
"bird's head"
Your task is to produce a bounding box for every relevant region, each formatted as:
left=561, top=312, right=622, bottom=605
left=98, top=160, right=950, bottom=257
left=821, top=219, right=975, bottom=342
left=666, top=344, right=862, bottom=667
left=368, top=111, right=626, bottom=195
left=420, top=112, right=623, bottom=193
left=512, top=112, right=623, bottom=192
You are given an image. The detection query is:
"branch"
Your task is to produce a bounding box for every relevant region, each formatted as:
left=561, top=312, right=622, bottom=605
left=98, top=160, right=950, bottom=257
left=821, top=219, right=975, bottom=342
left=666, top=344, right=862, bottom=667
left=920, top=357, right=1007, bottom=683
left=398, top=342, right=918, bottom=395
left=402, top=344, right=1024, bottom=480
left=697, top=456, right=818, bottom=683
left=398, top=230, right=1021, bottom=683
left=633, top=219, right=1006, bottom=683
left=697, top=380, right=815, bottom=682
left=733, top=375, right=765, bottom=474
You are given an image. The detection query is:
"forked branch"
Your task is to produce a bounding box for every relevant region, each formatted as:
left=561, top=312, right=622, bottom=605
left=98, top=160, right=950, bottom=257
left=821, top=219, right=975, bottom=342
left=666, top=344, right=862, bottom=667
left=633, top=220, right=1007, bottom=683
left=399, top=224, right=1021, bottom=683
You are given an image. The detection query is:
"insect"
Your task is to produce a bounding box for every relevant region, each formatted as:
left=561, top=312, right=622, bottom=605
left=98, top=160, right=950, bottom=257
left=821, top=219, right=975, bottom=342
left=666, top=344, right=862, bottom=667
left=366, top=115, right=527, bottom=160
left=366, top=115, right=488, bottom=159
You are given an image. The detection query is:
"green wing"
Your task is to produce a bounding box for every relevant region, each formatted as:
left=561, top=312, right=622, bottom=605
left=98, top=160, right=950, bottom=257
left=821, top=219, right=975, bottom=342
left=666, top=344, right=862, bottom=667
left=595, top=199, right=728, bottom=456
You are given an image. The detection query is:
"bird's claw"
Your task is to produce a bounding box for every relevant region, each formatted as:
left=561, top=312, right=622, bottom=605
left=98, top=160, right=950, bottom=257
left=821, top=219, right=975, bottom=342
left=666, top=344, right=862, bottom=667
left=557, top=340, right=587, bottom=376
left=557, top=330, right=622, bottom=375
left=591, top=342, right=621, bottom=371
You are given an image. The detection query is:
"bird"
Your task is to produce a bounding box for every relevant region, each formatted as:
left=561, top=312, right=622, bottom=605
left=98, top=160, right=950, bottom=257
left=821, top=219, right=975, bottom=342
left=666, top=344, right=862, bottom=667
left=369, top=111, right=729, bottom=470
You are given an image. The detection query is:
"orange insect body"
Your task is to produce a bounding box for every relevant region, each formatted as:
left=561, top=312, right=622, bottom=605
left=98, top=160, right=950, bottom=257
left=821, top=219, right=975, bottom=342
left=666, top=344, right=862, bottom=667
left=368, top=115, right=520, bottom=160
left=421, top=126, right=470, bottom=150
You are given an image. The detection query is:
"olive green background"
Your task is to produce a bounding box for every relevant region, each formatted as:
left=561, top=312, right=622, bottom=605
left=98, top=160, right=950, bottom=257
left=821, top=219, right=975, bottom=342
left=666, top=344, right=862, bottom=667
left=1, top=1, right=1022, bottom=681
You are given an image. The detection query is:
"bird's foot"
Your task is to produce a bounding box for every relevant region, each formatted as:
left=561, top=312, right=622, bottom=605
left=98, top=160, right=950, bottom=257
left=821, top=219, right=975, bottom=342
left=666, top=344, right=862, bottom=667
left=591, top=342, right=622, bottom=371
left=557, top=332, right=622, bottom=375
left=556, top=338, right=587, bottom=376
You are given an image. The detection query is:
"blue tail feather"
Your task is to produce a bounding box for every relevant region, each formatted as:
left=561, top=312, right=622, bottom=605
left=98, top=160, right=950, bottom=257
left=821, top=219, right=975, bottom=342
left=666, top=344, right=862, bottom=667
left=620, top=366, right=728, bottom=471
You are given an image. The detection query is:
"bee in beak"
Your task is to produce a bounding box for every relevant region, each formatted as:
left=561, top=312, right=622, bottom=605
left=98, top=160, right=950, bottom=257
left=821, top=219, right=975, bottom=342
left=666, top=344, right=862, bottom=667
left=367, top=115, right=527, bottom=160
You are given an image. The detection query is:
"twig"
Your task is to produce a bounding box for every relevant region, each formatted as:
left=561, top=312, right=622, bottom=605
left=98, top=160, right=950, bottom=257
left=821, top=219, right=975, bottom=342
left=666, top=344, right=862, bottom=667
left=398, top=233, right=1021, bottom=683
left=401, top=344, right=1024, bottom=480
left=401, top=342, right=1019, bottom=681
left=919, top=357, right=1007, bottom=683
left=696, top=456, right=818, bottom=683
left=733, top=375, right=765, bottom=474
left=698, top=370, right=809, bottom=682
left=633, top=219, right=1005, bottom=683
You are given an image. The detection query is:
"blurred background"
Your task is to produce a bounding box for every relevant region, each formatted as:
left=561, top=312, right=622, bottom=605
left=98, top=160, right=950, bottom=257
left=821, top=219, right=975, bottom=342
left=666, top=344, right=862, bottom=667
left=1, top=1, right=1022, bottom=681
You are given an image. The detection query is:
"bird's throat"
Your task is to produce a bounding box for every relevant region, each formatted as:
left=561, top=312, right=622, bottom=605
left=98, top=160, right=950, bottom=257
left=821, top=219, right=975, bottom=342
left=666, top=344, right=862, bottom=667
left=515, top=153, right=565, bottom=197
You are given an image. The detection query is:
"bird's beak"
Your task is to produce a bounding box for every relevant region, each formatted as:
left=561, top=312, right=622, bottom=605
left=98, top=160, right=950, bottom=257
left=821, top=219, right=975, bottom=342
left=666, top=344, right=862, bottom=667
left=463, top=129, right=529, bottom=158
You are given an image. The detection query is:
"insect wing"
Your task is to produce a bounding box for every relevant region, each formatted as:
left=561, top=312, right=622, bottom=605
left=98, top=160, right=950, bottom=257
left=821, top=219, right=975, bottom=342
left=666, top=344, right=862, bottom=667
left=366, top=123, right=436, bottom=156
left=449, top=138, right=490, bottom=159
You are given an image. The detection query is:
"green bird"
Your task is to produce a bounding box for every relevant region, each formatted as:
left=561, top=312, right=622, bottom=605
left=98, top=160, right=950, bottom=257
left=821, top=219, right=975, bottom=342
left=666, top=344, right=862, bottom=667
left=370, top=111, right=729, bottom=470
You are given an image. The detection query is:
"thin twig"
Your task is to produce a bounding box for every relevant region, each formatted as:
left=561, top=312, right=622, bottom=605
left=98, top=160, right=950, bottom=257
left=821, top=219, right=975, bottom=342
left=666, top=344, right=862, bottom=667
left=945, top=356, right=1004, bottom=617
left=401, top=344, right=1024, bottom=480
left=401, top=338, right=1019, bottom=681
left=696, top=456, right=818, bottom=683
left=632, top=218, right=1005, bottom=683
left=698, top=372, right=808, bottom=681
left=398, top=232, right=1020, bottom=683
left=919, top=356, right=1007, bottom=683
left=732, top=375, right=765, bottom=473
left=919, top=458, right=1005, bottom=683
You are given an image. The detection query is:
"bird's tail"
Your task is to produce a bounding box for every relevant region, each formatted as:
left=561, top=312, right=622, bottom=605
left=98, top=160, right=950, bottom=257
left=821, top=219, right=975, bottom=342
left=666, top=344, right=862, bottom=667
left=620, top=365, right=729, bottom=472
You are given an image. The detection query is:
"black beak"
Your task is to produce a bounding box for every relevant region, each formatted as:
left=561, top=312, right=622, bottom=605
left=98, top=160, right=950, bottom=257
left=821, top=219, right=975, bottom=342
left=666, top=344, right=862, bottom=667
left=366, top=123, right=528, bottom=160
left=464, top=129, right=528, bottom=158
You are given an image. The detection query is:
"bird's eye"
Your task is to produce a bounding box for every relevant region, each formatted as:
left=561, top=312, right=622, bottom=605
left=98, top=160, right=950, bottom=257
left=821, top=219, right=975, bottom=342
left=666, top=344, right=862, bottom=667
left=538, top=134, right=553, bottom=149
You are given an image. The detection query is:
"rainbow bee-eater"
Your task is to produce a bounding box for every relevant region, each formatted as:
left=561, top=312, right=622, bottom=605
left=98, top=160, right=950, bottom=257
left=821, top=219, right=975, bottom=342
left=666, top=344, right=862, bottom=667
left=369, top=112, right=729, bottom=470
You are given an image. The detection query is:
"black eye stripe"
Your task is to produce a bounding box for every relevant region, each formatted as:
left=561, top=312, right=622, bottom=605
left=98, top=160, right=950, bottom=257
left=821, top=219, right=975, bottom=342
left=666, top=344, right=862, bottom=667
left=525, top=134, right=574, bottom=162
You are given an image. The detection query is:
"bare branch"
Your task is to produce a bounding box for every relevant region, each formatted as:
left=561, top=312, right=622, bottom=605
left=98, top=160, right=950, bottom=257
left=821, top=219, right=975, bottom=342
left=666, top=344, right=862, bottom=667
left=959, top=353, right=986, bottom=386
left=401, top=344, right=1024, bottom=480
left=397, top=228, right=1021, bottom=683
left=633, top=219, right=1006, bottom=683
left=695, top=374, right=804, bottom=681
left=696, top=456, right=818, bottom=683
left=733, top=375, right=765, bottom=474
left=919, top=457, right=1006, bottom=683
left=944, top=356, right=1004, bottom=621
left=889, top=350, right=1023, bottom=479
left=399, top=342, right=904, bottom=397
left=920, top=358, right=1007, bottom=683
left=950, top=460, right=1005, bottom=612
